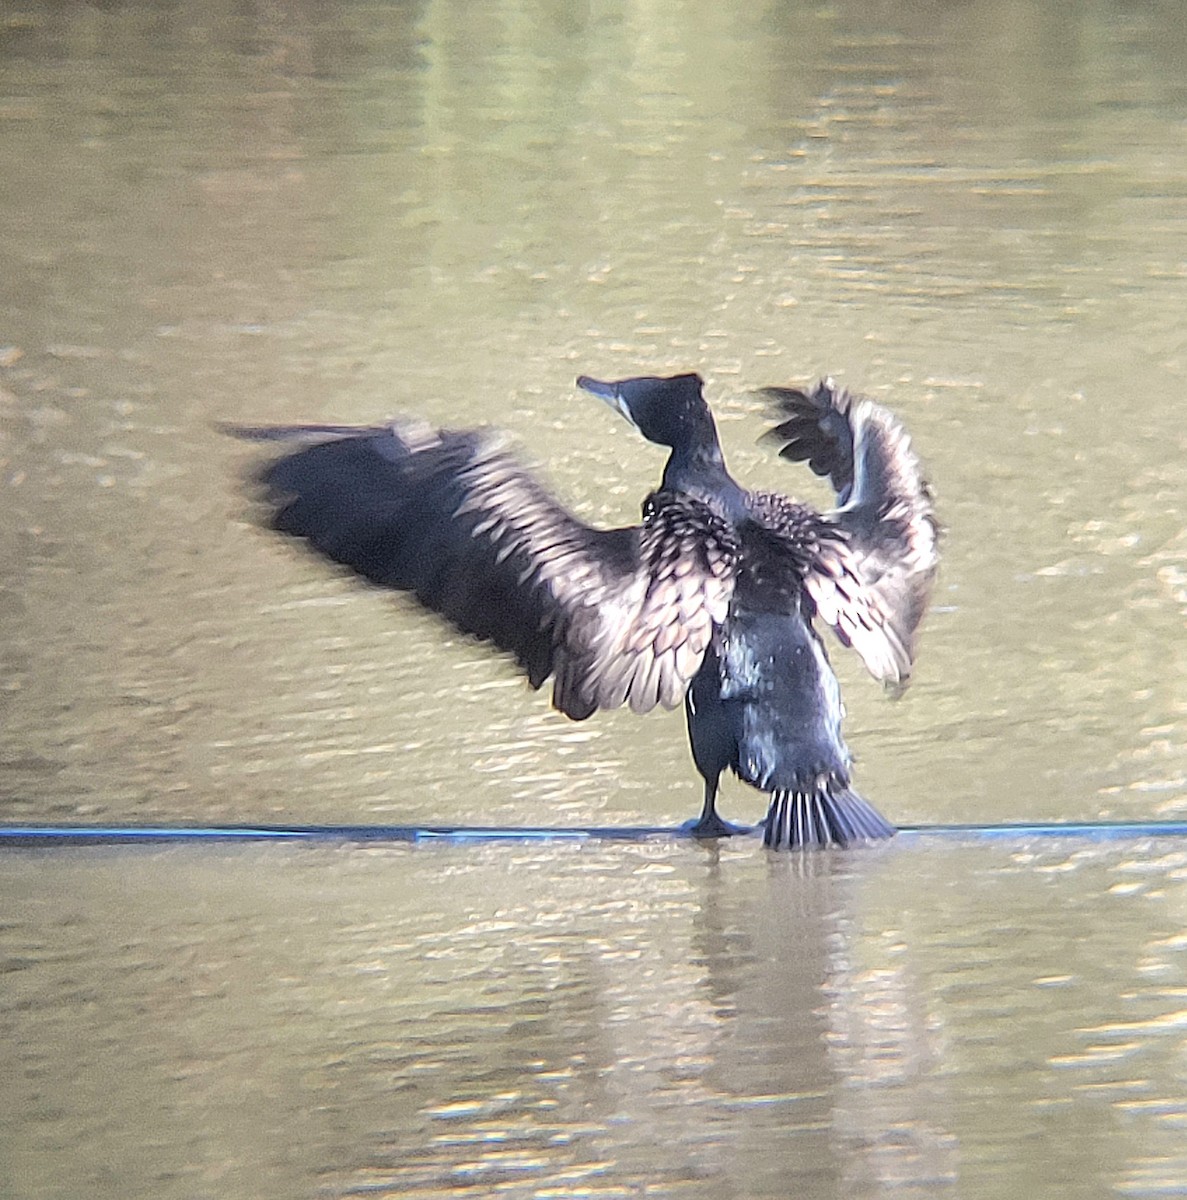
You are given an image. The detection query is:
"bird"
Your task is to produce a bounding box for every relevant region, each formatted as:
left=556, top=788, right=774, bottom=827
left=227, top=372, right=938, bottom=849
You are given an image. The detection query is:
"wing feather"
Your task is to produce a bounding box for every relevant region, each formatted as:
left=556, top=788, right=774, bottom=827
left=759, top=380, right=940, bottom=688
left=228, top=421, right=739, bottom=719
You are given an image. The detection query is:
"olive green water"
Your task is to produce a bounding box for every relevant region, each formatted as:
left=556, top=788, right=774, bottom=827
left=1, top=2, right=1185, bottom=1197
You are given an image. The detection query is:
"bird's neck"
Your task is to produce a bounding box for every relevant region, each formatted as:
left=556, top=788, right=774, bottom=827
left=661, top=441, right=747, bottom=519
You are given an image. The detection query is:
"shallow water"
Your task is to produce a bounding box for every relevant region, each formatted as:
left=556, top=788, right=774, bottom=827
left=4, top=837, right=1187, bottom=1199
left=1, top=0, right=1186, bottom=1196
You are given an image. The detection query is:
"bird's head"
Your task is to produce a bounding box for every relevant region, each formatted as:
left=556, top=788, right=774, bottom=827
left=577, top=372, right=712, bottom=451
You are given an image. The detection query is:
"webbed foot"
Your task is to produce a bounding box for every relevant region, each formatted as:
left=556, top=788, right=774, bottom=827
left=683, top=813, right=747, bottom=839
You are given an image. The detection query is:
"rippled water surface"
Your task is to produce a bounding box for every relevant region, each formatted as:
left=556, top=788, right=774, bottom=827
left=4, top=838, right=1187, bottom=1199
left=2, top=0, right=1186, bottom=1196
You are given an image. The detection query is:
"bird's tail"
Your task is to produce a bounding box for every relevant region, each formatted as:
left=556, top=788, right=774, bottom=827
left=762, top=783, right=895, bottom=850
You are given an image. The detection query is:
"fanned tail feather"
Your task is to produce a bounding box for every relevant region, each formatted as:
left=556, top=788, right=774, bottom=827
left=762, top=784, right=895, bottom=850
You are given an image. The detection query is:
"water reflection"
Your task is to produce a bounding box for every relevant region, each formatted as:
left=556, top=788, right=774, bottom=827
left=3, top=838, right=1186, bottom=1197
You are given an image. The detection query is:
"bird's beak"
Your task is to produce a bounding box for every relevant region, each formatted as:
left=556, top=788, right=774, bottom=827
left=576, top=375, right=638, bottom=429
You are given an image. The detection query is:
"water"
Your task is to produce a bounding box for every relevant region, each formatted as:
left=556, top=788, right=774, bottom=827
left=4, top=837, right=1187, bottom=1199
left=1, top=1, right=1186, bottom=1196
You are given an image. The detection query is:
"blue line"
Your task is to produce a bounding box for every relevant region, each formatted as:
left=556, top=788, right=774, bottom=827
left=1, top=821, right=1186, bottom=846
left=903, top=821, right=1187, bottom=840
left=0, top=824, right=689, bottom=845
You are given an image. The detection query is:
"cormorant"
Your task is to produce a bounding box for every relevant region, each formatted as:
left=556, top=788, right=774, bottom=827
left=229, top=373, right=938, bottom=849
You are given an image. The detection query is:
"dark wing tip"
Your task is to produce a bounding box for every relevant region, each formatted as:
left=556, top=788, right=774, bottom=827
left=232, top=420, right=599, bottom=699
left=758, top=380, right=857, bottom=497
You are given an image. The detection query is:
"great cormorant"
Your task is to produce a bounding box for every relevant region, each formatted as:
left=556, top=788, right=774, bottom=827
left=228, top=373, right=938, bottom=849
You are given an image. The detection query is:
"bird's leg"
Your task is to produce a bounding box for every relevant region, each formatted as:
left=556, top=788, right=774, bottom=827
left=684, top=776, right=745, bottom=838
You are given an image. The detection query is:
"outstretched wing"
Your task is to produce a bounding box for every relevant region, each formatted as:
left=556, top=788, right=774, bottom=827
left=227, top=422, right=739, bottom=719
left=759, top=380, right=939, bottom=688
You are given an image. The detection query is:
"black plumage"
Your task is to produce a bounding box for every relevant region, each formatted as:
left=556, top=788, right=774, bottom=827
left=228, top=372, right=938, bottom=849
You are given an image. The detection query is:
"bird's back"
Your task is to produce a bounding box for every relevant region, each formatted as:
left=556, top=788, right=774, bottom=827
left=697, top=502, right=851, bottom=793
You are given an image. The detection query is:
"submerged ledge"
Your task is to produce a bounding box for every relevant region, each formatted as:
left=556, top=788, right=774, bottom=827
left=2, top=821, right=1187, bottom=846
